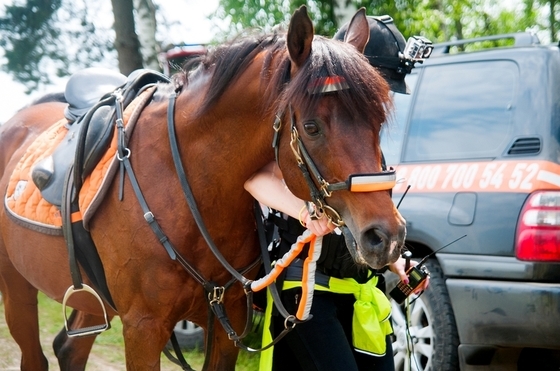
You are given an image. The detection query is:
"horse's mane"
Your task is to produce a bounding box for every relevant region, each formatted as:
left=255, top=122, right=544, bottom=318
left=174, top=30, right=391, bottom=131
left=30, top=92, right=67, bottom=105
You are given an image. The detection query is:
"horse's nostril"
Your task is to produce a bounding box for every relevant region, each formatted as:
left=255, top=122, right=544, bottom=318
left=357, top=227, right=392, bottom=268
left=364, top=227, right=386, bottom=247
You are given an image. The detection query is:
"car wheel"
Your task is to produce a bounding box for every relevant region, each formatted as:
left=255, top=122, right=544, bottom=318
left=171, top=320, right=204, bottom=350
left=385, top=259, right=460, bottom=371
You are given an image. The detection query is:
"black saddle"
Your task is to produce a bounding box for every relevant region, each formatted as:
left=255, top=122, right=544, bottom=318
left=29, top=68, right=170, bottom=312
left=31, top=68, right=170, bottom=206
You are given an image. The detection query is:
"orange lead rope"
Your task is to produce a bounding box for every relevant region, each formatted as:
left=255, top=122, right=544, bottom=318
left=250, top=229, right=322, bottom=321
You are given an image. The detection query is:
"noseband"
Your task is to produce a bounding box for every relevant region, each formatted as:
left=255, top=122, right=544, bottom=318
left=272, top=87, right=396, bottom=226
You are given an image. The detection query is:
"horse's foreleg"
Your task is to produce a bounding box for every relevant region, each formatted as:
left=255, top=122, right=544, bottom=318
left=0, top=263, right=48, bottom=371
left=203, top=322, right=240, bottom=371
left=121, top=315, right=175, bottom=370
left=53, top=309, right=114, bottom=371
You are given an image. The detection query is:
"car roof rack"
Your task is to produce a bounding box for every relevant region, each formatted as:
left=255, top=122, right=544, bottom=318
left=431, top=32, right=541, bottom=55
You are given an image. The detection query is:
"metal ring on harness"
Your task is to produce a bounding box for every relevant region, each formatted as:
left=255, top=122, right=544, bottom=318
left=284, top=314, right=298, bottom=330
left=322, top=204, right=344, bottom=227
left=116, top=147, right=131, bottom=161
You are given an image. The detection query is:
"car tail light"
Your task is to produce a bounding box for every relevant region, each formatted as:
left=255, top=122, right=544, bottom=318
left=516, top=191, right=560, bottom=262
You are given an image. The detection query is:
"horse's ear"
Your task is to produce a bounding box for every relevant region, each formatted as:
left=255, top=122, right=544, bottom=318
left=343, top=7, right=370, bottom=53
left=287, top=5, right=314, bottom=69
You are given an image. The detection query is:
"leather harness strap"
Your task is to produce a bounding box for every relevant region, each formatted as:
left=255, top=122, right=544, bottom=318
left=115, top=90, right=263, bottom=366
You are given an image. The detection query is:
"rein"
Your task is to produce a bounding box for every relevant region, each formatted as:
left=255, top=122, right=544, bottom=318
left=165, top=92, right=306, bottom=352
left=114, top=89, right=261, bottom=368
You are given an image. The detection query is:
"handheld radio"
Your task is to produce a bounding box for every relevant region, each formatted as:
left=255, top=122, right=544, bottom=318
left=389, top=235, right=466, bottom=304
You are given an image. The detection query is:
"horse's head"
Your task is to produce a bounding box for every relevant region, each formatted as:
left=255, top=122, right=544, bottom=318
left=277, top=6, right=406, bottom=269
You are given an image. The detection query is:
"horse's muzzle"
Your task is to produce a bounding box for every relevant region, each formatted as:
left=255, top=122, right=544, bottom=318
left=356, top=220, right=407, bottom=269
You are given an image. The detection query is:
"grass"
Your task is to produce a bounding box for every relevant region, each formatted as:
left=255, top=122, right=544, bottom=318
left=1, top=292, right=261, bottom=370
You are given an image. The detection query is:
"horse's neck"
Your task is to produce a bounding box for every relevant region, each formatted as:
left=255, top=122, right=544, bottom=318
left=176, top=86, right=276, bottom=184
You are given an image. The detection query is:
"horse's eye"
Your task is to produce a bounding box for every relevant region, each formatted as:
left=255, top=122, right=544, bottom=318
left=303, top=121, right=320, bottom=136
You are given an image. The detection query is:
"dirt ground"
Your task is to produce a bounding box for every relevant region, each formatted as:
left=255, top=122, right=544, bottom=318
left=0, top=328, right=123, bottom=371
left=0, top=301, right=187, bottom=371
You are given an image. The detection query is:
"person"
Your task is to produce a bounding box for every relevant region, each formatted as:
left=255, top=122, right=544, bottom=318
left=245, top=15, right=430, bottom=371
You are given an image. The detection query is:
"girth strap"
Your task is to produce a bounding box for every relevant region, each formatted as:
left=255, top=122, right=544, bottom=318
left=162, top=333, right=196, bottom=371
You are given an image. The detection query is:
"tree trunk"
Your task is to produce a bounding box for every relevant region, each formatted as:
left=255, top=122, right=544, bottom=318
left=111, top=0, right=143, bottom=75
left=550, top=0, right=557, bottom=43
left=134, top=0, right=160, bottom=70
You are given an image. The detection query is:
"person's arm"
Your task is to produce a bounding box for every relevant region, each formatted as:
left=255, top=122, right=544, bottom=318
left=244, top=162, right=335, bottom=236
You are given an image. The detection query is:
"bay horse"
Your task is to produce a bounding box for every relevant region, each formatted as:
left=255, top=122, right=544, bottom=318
left=0, top=6, right=405, bottom=370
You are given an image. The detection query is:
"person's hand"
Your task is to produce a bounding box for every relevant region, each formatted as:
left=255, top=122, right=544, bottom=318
left=299, top=206, right=336, bottom=237
left=388, top=256, right=430, bottom=294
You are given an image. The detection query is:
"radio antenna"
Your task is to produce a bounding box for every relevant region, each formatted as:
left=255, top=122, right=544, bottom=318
left=417, top=234, right=467, bottom=266
left=396, top=184, right=411, bottom=209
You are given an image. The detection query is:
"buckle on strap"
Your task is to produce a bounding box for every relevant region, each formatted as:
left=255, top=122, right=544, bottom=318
left=208, top=286, right=225, bottom=305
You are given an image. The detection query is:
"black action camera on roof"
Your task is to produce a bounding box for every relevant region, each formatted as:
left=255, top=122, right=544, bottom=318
left=402, top=35, right=433, bottom=61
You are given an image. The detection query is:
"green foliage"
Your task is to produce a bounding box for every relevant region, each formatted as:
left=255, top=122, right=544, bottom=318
left=354, top=0, right=538, bottom=42
left=217, top=0, right=558, bottom=44
left=0, top=0, right=111, bottom=93
left=0, top=0, right=61, bottom=90
left=215, top=0, right=341, bottom=37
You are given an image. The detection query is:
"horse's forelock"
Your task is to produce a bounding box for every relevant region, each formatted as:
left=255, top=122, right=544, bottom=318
left=188, top=31, right=390, bottom=133
left=279, top=37, right=391, bottom=133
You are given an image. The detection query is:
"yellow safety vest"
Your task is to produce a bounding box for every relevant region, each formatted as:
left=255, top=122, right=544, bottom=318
left=259, top=275, right=393, bottom=371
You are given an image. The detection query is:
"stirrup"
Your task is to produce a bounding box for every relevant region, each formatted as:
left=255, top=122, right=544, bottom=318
left=61, top=284, right=111, bottom=337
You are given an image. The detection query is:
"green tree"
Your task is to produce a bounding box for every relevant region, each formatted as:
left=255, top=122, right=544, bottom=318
left=534, top=0, right=559, bottom=41
left=215, top=0, right=341, bottom=36
left=0, top=0, right=144, bottom=93
left=0, top=0, right=111, bottom=92
left=111, top=0, right=143, bottom=75
left=218, top=0, right=548, bottom=43
left=349, top=0, right=540, bottom=42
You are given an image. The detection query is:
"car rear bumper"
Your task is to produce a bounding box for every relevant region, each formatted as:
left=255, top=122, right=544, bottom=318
left=446, top=278, right=560, bottom=348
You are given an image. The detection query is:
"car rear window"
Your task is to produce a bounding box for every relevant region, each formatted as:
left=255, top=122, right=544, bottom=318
left=381, top=74, right=418, bottom=166
left=403, top=60, right=518, bottom=162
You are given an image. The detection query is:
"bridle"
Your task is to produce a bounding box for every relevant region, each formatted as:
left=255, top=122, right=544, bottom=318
left=272, top=76, right=397, bottom=226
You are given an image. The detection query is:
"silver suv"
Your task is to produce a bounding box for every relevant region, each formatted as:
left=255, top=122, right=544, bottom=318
left=382, top=33, right=560, bottom=371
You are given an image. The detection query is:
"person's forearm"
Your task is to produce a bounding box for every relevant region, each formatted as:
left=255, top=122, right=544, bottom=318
left=244, top=163, right=304, bottom=219
left=244, top=162, right=335, bottom=236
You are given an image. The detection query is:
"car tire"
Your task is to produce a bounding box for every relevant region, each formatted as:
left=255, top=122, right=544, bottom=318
left=385, top=259, right=460, bottom=371
left=171, top=320, right=204, bottom=351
